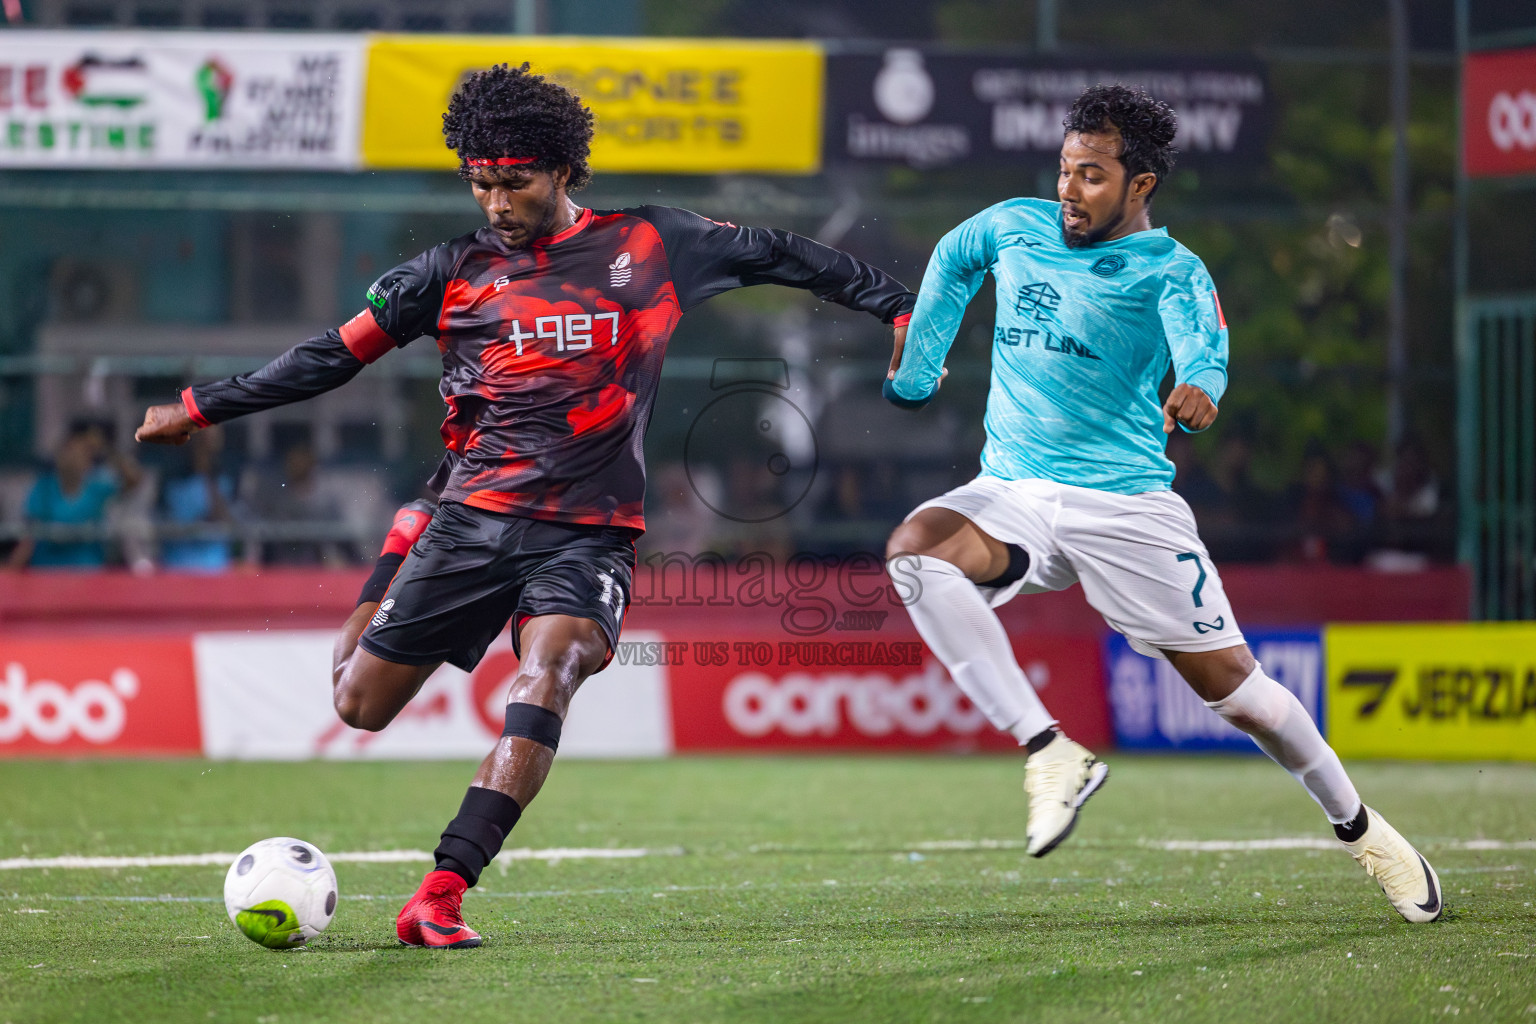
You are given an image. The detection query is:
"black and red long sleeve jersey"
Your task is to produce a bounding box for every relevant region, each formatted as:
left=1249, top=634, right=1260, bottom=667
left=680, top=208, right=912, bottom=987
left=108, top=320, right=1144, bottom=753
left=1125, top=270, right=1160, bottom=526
left=182, top=205, right=914, bottom=531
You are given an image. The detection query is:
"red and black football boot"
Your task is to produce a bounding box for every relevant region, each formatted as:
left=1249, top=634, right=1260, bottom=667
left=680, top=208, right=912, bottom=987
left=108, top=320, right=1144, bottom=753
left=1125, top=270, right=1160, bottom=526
left=396, top=870, right=482, bottom=948
left=381, top=499, right=436, bottom=558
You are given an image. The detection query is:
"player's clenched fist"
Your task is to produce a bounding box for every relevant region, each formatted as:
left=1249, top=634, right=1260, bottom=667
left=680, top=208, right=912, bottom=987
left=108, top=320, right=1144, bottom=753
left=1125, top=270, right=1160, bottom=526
left=1162, top=383, right=1217, bottom=434
left=135, top=402, right=199, bottom=445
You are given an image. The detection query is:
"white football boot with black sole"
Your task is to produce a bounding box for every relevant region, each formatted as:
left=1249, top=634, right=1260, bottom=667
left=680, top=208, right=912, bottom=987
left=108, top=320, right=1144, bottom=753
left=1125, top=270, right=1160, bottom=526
left=1341, top=805, right=1443, bottom=923
left=1023, top=734, right=1109, bottom=857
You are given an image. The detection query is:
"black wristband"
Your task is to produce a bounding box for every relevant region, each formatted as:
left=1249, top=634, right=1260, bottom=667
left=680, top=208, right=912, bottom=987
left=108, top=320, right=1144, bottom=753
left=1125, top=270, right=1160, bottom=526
left=357, top=552, right=405, bottom=606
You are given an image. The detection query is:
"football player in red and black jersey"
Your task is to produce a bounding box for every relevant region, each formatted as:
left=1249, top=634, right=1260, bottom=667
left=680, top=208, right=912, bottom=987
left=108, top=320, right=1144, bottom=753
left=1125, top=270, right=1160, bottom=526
left=136, top=63, right=915, bottom=948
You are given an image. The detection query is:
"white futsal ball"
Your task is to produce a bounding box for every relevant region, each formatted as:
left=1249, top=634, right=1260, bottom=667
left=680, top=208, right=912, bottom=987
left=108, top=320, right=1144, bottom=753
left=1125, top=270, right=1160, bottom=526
left=223, top=837, right=338, bottom=948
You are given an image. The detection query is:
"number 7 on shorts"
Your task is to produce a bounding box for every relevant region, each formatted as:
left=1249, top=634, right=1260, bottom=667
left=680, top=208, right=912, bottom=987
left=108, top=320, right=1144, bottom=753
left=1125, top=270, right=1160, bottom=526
left=1176, top=552, right=1206, bottom=609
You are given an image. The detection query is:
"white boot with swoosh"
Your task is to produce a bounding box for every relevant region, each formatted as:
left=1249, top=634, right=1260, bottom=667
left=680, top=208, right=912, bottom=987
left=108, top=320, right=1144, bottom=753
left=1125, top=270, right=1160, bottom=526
left=1341, top=806, right=1443, bottom=923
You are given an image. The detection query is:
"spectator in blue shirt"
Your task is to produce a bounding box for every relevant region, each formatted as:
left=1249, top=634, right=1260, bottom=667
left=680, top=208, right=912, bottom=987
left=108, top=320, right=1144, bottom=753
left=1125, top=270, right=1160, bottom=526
left=7, top=419, right=143, bottom=570
left=160, top=425, right=237, bottom=572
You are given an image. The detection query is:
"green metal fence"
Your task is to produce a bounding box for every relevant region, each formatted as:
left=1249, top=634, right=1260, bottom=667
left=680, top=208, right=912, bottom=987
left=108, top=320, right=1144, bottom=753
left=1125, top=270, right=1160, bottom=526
left=1459, top=296, right=1536, bottom=619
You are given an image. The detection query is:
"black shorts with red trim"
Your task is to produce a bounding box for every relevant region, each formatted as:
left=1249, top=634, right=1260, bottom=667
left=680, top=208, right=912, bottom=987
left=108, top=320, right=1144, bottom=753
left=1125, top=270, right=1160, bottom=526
left=357, top=500, right=636, bottom=673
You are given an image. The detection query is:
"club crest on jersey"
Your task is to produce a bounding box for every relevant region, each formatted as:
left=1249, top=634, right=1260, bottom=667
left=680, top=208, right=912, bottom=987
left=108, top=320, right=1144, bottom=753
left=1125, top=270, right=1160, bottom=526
left=1091, top=254, right=1127, bottom=277
left=609, top=252, right=633, bottom=288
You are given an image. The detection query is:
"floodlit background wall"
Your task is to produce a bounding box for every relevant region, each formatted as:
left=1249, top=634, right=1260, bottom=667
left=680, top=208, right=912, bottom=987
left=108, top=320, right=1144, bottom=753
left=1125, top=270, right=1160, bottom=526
left=0, top=0, right=1532, bottom=761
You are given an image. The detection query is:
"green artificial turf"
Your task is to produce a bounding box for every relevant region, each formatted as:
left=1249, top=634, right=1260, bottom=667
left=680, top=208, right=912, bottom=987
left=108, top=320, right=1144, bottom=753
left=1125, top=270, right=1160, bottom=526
left=1, top=756, right=1532, bottom=1023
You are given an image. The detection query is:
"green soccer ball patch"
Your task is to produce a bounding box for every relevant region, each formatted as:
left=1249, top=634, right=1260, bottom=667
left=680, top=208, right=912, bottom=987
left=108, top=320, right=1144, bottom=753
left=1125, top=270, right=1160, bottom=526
left=234, top=899, right=304, bottom=948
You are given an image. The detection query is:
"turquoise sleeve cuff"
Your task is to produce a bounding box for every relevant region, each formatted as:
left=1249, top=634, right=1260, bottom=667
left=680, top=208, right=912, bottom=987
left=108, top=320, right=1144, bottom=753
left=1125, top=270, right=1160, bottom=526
left=883, top=377, right=933, bottom=410
left=1182, top=368, right=1227, bottom=408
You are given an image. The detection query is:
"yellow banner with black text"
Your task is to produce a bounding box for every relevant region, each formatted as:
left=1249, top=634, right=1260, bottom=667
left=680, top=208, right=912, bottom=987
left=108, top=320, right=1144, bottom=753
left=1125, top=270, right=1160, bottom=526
left=1325, top=623, right=1536, bottom=760
left=361, top=36, right=823, bottom=174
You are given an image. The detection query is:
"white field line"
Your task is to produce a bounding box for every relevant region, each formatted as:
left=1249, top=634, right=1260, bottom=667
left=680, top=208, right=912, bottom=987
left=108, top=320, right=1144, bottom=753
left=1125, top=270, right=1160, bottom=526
left=0, top=847, right=681, bottom=872
left=4, top=863, right=1525, bottom=909
left=0, top=876, right=1115, bottom=907
left=908, top=837, right=1536, bottom=853
left=1144, top=838, right=1536, bottom=852
left=2, top=837, right=1531, bottom=872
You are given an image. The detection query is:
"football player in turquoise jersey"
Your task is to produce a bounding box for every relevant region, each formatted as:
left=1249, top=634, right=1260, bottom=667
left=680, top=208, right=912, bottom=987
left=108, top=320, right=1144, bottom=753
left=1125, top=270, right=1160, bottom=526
left=882, top=84, right=1440, bottom=923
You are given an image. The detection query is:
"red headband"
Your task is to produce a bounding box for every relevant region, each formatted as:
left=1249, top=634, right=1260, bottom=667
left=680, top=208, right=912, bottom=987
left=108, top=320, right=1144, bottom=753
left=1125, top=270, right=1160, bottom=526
left=466, top=156, right=536, bottom=166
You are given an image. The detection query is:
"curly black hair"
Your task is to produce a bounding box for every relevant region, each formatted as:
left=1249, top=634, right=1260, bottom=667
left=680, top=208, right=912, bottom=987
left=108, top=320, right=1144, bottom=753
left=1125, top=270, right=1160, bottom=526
left=442, top=62, right=596, bottom=191
left=1062, top=84, right=1178, bottom=199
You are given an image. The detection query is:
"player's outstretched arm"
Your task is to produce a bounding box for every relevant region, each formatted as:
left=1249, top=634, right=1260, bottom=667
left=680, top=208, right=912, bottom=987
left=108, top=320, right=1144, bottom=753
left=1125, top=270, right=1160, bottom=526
left=630, top=206, right=916, bottom=325
left=136, top=247, right=445, bottom=445
left=885, top=208, right=996, bottom=409
left=134, top=331, right=370, bottom=446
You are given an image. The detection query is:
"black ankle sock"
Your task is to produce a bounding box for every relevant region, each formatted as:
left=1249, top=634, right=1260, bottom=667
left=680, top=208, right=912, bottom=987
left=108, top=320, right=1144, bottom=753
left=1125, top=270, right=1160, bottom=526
left=433, top=786, right=523, bottom=888
left=1333, top=804, right=1369, bottom=843
left=979, top=544, right=1031, bottom=589
left=357, top=552, right=405, bottom=606
left=1024, top=727, right=1058, bottom=755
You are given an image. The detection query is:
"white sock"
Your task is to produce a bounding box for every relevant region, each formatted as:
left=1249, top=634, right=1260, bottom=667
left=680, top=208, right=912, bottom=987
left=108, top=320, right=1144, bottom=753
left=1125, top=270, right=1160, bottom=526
left=1205, top=666, right=1362, bottom=823
left=887, top=554, right=1056, bottom=743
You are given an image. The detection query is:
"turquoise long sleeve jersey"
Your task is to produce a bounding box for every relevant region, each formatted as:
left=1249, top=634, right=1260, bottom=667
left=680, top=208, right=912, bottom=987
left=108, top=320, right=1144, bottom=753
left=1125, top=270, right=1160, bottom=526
left=891, top=197, right=1229, bottom=494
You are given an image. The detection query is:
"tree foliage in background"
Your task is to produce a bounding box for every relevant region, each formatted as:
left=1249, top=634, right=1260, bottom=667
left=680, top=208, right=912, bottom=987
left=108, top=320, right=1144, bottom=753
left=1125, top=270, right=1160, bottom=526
left=1168, top=64, right=1457, bottom=489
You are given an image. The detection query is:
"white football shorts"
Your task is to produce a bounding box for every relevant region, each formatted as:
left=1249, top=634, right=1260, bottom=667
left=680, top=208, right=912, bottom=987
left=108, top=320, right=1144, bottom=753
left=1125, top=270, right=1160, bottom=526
left=906, top=476, right=1245, bottom=659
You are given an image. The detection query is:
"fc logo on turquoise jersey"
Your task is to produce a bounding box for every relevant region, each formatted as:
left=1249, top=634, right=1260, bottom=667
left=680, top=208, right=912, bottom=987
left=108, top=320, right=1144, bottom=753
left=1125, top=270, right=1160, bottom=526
left=1091, top=254, right=1127, bottom=277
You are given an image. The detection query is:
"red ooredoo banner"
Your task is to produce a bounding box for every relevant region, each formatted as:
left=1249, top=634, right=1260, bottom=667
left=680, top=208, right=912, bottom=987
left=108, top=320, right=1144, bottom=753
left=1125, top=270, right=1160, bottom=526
left=666, top=633, right=1109, bottom=751
left=0, top=636, right=201, bottom=755
left=1465, top=47, right=1536, bottom=178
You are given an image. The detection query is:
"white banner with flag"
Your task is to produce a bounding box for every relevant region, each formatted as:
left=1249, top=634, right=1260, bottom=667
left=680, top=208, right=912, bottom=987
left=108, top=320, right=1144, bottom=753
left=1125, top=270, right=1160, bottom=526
left=0, top=31, right=364, bottom=168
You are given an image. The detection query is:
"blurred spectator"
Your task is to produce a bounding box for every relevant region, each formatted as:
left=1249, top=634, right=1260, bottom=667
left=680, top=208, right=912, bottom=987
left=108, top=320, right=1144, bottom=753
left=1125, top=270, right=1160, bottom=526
left=1281, top=441, right=1354, bottom=563
left=159, top=426, right=238, bottom=572
left=1370, top=435, right=1451, bottom=567
left=247, top=442, right=352, bottom=566
left=1334, top=440, right=1383, bottom=562
left=5, top=418, right=143, bottom=571
left=641, top=461, right=723, bottom=558
left=816, top=460, right=904, bottom=520
left=1200, top=433, right=1275, bottom=563
left=1165, top=430, right=1223, bottom=514
left=716, top=456, right=794, bottom=561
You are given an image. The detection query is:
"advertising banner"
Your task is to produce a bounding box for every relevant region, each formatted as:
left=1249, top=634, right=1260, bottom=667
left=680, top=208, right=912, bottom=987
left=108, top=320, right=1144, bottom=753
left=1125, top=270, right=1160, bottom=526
left=0, top=31, right=364, bottom=168
left=0, top=636, right=201, bottom=755
left=665, top=632, right=1108, bottom=751
left=1464, top=46, right=1536, bottom=178
left=826, top=48, right=1269, bottom=170
left=362, top=36, right=823, bottom=174
left=192, top=630, right=671, bottom=760
left=1106, top=629, right=1323, bottom=751
left=1326, top=623, right=1536, bottom=760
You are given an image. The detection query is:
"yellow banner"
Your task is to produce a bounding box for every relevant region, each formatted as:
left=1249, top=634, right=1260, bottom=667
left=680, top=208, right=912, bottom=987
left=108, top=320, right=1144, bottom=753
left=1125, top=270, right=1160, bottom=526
left=1326, top=623, right=1536, bottom=760
left=362, top=36, right=823, bottom=174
